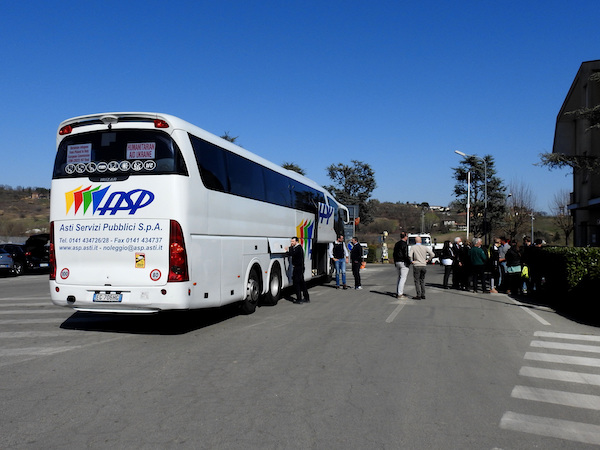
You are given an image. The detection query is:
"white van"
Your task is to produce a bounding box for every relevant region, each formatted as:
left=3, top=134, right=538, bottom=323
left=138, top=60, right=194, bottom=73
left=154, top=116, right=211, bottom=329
left=407, top=233, right=434, bottom=262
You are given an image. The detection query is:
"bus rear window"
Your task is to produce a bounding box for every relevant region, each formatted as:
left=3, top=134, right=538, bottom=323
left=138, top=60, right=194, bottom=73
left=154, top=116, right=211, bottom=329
left=53, top=130, right=188, bottom=179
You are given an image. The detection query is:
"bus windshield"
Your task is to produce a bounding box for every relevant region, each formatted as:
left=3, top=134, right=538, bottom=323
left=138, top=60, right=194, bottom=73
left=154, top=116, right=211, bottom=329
left=53, top=130, right=188, bottom=180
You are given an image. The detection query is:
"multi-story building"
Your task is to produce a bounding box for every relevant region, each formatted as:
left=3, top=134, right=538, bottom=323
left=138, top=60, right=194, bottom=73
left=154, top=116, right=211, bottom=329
left=553, top=60, right=600, bottom=246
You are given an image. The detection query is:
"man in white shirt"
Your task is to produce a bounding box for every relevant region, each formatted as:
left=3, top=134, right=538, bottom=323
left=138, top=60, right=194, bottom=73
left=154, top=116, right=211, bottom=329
left=409, top=236, right=435, bottom=299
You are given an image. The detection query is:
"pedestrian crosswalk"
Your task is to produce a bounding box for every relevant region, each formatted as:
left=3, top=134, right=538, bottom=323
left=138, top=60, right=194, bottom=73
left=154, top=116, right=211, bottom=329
left=0, top=293, right=86, bottom=367
left=500, top=331, right=600, bottom=445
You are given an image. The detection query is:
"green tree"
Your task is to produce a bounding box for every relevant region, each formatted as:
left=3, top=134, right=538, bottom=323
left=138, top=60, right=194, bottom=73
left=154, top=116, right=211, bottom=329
left=453, top=154, right=506, bottom=240
left=325, top=160, right=376, bottom=225
left=539, top=72, right=600, bottom=173
left=220, top=132, right=239, bottom=144
left=565, top=72, right=600, bottom=131
left=281, top=162, right=306, bottom=175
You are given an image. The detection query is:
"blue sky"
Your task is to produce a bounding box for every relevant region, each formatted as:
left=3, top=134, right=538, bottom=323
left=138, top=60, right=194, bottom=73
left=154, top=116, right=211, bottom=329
left=2, top=1, right=597, bottom=212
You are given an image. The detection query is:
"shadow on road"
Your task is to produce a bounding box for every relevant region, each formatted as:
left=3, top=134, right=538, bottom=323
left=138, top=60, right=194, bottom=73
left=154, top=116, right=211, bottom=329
left=59, top=303, right=243, bottom=335
left=370, top=290, right=398, bottom=298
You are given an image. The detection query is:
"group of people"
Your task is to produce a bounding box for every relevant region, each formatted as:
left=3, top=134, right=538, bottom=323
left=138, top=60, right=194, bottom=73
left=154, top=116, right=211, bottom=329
left=285, top=234, right=364, bottom=304
left=328, top=235, right=365, bottom=291
left=286, top=232, right=544, bottom=305
left=438, top=235, right=544, bottom=296
left=393, top=231, right=436, bottom=299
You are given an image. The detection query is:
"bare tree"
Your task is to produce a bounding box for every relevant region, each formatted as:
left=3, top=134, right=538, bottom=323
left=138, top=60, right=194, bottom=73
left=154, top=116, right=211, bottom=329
left=504, top=179, right=536, bottom=241
left=551, top=188, right=573, bottom=246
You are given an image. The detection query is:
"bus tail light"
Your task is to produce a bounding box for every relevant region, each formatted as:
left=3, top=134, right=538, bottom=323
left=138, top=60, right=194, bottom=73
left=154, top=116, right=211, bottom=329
left=59, top=125, right=73, bottom=135
left=168, top=220, right=189, bottom=282
left=49, top=222, right=56, bottom=280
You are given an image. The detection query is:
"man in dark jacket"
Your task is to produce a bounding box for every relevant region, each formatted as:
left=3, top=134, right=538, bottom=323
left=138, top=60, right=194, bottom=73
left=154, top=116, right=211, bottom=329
left=350, top=237, right=363, bottom=290
left=393, top=231, right=411, bottom=298
left=286, top=237, right=310, bottom=304
left=452, top=237, right=464, bottom=289
left=470, top=238, right=489, bottom=293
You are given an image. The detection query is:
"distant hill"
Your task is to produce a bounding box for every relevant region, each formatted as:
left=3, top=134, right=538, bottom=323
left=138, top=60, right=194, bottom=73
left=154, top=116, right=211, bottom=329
left=357, top=200, right=569, bottom=249
left=0, top=186, right=50, bottom=239
left=0, top=186, right=569, bottom=247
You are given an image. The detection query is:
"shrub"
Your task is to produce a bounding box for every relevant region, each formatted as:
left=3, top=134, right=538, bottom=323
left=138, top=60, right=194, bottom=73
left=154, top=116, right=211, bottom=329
left=536, top=246, right=600, bottom=314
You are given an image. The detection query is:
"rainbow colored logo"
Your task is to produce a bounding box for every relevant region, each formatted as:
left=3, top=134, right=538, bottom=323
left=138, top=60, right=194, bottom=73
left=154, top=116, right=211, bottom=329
left=65, top=185, right=155, bottom=216
left=296, top=219, right=314, bottom=255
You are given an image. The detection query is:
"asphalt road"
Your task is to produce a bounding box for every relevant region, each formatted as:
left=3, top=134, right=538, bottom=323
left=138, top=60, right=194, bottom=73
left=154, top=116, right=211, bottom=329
left=2, top=266, right=600, bottom=449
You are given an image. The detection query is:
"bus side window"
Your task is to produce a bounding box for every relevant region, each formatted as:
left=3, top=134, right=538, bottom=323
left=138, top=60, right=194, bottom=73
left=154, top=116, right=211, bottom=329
left=190, top=135, right=229, bottom=192
left=264, top=168, right=292, bottom=208
left=226, top=152, right=266, bottom=201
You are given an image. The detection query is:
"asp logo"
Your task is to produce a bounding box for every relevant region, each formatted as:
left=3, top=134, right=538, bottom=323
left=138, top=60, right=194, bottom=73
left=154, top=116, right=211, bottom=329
left=296, top=219, right=314, bottom=256
left=65, top=185, right=155, bottom=216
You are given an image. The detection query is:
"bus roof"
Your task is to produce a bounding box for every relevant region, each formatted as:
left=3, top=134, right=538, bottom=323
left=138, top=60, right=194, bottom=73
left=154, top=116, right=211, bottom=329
left=58, top=112, right=345, bottom=211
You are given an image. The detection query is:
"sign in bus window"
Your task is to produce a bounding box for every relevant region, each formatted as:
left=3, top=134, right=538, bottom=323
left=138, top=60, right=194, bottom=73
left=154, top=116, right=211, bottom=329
left=127, top=143, right=156, bottom=160
left=67, top=144, right=92, bottom=165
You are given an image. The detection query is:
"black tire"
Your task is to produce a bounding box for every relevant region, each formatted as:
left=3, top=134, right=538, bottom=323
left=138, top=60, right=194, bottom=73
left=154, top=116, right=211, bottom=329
left=263, top=265, right=281, bottom=306
left=240, top=269, right=260, bottom=314
left=12, top=262, right=23, bottom=277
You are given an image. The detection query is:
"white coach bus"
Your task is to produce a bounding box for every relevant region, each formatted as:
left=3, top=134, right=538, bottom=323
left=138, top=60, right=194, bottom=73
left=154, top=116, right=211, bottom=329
left=49, top=112, right=348, bottom=314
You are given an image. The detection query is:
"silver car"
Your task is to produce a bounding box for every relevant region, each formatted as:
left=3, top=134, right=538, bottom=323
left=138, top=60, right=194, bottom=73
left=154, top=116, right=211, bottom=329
left=0, top=248, right=16, bottom=276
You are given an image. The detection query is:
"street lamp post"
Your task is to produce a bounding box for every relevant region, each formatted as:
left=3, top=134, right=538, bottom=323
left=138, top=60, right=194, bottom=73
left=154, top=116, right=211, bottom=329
left=466, top=171, right=471, bottom=241
left=455, top=150, right=488, bottom=246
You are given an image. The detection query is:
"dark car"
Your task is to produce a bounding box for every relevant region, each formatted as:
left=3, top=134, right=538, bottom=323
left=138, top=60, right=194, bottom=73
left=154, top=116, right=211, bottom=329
left=0, top=248, right=16, bottom=276
left=0, top=243, right=26, bottom=276
left=24, top=234, right=50, bottom=272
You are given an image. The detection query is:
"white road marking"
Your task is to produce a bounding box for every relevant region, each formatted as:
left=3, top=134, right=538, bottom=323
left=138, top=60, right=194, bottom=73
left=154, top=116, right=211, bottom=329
left=520, top=366, right=600, bottom=386
left=0, top=346, right=82, bottom=357
left=385, top=299, right=413, bottom=323
left=0, top=309, right=68, bottom=315
left=524, top=352, right=600, bottom=368
left=500, top=411, right=600, bottom=445
left=0, top=318, right=65, bottom=325
left=508, top=298, right=551, bottom=325
left=511, top=385, right=600, bottom=410
left=0, top=331, right=70, bottom=339
left=531, top=340, right=600, bottom=354
left=534, top=331, right=600, bottom=342
left=0, top=302, right=51, bottom=308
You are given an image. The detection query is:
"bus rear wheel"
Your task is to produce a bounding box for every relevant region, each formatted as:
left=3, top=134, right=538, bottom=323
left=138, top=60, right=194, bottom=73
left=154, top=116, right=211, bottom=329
left=240, top=269, right=260, bottom=314
left=263, top=265, right=281, bottom=306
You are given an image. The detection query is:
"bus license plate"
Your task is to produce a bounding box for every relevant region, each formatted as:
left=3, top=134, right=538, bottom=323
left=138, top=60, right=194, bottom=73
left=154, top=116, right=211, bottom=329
left=93, top=293, right=123, bottom=302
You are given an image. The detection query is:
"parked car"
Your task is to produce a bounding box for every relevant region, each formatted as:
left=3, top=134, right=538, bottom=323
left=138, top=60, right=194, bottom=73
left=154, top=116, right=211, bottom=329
left=24, top=234, right=50, bottom=272
left=0, top=243, right=27, bottom=276
left=0, top=248, right=16, bottom=276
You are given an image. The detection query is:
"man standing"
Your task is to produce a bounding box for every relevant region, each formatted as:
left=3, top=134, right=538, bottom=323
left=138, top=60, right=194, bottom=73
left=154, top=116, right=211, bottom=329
left=286, top=237, right=310, bottom=304
left=451, top=237, right=463, bottom=289
left=328, top=235, right=349, bottom=289
left=489, top=238, right=501, bottom=293
left=498, top=236, right=510, bottom=292
left=470, top=238, right=489, bottom=293
left=350, top=237, right=363, bottom=290
left=392, top=231, right=411, bottom=298
left=409, top=236, right=435, bottom=299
